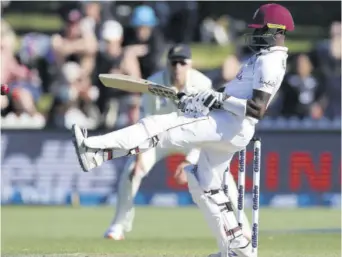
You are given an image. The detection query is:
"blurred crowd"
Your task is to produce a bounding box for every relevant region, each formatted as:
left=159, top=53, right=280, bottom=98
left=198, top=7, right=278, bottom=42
left=1, top=1, right=341, bottom=130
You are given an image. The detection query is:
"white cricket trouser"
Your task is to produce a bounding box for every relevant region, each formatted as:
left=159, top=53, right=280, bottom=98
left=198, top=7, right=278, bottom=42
left=140, top=111, right=255, bottom=191
left=85, top=111, right=255, bottom=190
left=85, top=110, right=255, bottom=248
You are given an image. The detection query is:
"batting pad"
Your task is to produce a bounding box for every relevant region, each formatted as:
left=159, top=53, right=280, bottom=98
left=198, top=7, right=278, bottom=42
left=185, top=166, right=243, bottom=254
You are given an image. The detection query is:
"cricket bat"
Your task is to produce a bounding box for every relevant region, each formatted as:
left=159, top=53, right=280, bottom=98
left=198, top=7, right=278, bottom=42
left=99, top=73, right=221, bottom=109
left=99, top=74, right=180, bottom=101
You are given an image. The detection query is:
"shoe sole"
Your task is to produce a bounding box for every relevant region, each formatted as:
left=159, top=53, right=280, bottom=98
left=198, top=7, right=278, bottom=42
left=104, top=234, right=125, bottom=240
left=71, top=124, right=88, bottom=172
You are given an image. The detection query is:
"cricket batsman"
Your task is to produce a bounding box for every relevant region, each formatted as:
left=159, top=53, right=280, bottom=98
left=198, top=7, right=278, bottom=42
left=102, top=44, right=251, bottom=241
left=72, top=4, right=294, bottom=256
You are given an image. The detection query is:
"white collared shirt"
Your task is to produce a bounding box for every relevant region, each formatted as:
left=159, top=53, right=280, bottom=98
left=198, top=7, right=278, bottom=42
left=224, top=46, right=288, bottom=108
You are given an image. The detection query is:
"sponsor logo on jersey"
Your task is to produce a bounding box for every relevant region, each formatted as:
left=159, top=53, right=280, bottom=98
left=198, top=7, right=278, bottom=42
left=259, top=77, right=276, bottom=88
left=236, top=69, right=243, bottom=80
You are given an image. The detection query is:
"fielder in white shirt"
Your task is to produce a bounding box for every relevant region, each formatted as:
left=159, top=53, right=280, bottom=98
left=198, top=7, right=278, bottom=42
left=72, top=4, right=295, bottom=256
left=102, top=44, right=208, bottom=239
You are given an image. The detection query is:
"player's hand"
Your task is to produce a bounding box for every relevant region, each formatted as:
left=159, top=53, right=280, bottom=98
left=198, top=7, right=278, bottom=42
left=177, top=93, right=200, bottom=117
left=185, top=90, right=223, bottom=116
left=184, top=97, right=206, bottom=117
left=174, top=160, right=190, bottom=185
left=177, top=93, right=192, bottom=112
left=194, top=90, right=224, bottom=109
left=193, top=90, right=218, bottom=109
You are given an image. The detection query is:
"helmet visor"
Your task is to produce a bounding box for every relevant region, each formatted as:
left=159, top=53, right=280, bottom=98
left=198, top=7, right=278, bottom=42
left=244, top=27, right=285, bottom=51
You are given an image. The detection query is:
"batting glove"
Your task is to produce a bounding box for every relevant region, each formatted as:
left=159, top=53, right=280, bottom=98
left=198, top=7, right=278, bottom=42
left=177, top=93, right=202, bottom=117
left=192, top=90, right=223, bottom=110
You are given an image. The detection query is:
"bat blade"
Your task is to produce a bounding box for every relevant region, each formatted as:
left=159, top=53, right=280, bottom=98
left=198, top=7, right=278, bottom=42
left=99, top=74, right=179, bottom=101
left=99, top=74, right=151, bottom=93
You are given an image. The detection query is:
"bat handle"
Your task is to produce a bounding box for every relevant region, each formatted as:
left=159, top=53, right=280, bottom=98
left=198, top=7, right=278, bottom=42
left=177, top=92, right=186, bottom=100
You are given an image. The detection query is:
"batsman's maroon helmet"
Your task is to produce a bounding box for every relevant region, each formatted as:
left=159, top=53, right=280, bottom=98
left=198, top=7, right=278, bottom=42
left=245, top=3, right=294, bottom=51
left=248, top=3, right=294, bottom=31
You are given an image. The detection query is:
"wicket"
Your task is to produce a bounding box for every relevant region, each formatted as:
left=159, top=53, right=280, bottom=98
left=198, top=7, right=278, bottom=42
left=238, top=137, right=261, bottom=256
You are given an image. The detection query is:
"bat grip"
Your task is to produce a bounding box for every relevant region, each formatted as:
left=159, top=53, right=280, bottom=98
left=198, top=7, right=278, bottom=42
left=177, top=93, right=221, bottom=109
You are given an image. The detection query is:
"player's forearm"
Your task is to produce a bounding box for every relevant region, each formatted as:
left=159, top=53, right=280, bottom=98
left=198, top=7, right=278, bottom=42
left=219, top=90, right=269, bottom=120
left=220, top=94, right=247, bottom=118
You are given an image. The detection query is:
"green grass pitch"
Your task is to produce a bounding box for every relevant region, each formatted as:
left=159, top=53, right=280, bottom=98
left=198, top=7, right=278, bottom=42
left=2, top=206, right=341, bottom=257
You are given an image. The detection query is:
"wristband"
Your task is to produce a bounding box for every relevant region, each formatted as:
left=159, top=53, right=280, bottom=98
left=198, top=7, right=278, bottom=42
left=222, top=96, right=247, bottom=117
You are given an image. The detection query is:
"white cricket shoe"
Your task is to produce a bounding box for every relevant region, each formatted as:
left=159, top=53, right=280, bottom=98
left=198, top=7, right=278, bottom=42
left=104, top=225, right=125, bottom=240
left=230, top=239, right=252, bottom=257
left=71, top=124, right=105, bottom=172
left=207, top=250, right=238, bottom=257
left=207, top=242, right=252, bottom=257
